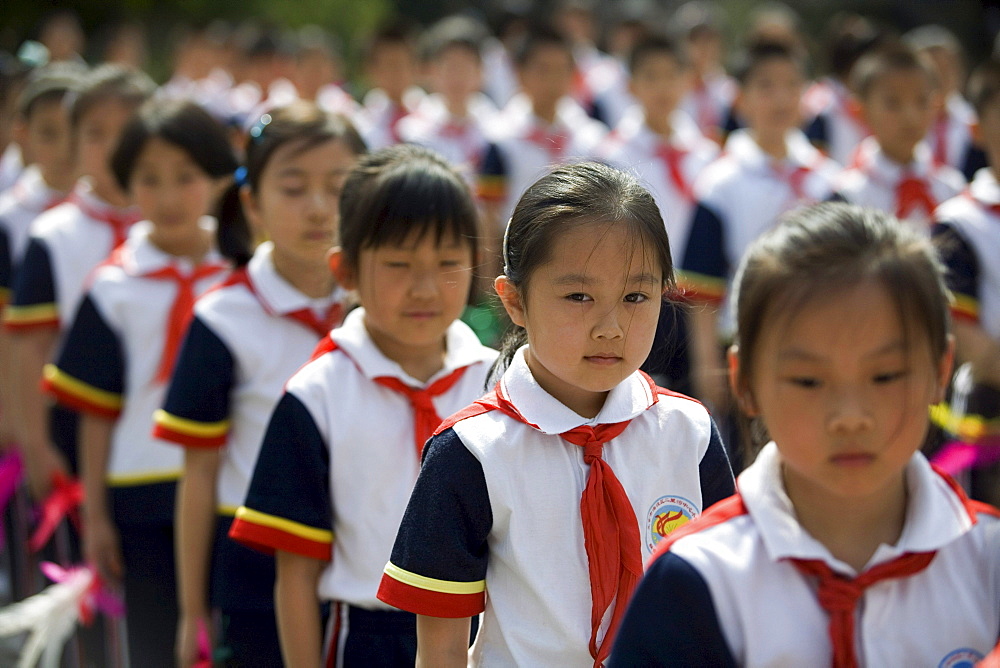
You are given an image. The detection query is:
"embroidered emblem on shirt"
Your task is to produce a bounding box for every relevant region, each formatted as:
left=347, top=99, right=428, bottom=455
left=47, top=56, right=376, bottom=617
left=939, top=647, right=984, bottom=668
left=645, top=495, right=698, bottom=551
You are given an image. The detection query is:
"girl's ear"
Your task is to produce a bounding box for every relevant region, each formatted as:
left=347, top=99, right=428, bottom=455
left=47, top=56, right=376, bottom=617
left=495, top=275, right=526, bottom=327
left=239, top=185, right=264, bottom=235
left=728, top=345, right=759, bottom=416
left=934, top=335, right=956, bottom=404
left=328, top=247, right=355, bottom=290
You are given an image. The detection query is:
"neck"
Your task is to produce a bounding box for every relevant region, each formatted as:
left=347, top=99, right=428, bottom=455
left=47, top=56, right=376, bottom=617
left=752, top=129, right=788, bottom=160
left=40, top=166, right=75, bottom=194
left=881, top=144, right=916, bottom=166
left=364, top=317, right=446, bottom=383
left=90, top=179, right=130, bottom=209
left=533, top=101, right=558, bottom=126
left=271, top=248, right=335, bottom=299
left=645, top=111, right=674, bottom=139
left=444, top=96, right=469, bottom=119
left=148, top=226, right=212, bottom=263
left=783, top=465, right=908, bottom=572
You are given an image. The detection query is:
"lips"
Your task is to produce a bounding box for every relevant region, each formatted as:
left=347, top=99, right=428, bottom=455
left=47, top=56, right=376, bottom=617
left=584, top=354, right=623, bottom=366
left=829, top=452, right=876, bottom=467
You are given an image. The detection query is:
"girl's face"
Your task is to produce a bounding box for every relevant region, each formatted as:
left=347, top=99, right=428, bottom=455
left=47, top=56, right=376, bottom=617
left=243, top=138, right=357, bottom=269
left=76, top=99, right=136, bottom=203
left=735, top=279, right=952, bottom=509
left=130, top=136, right=222, bottom=250
left=497, top=221, right=664, bottom=418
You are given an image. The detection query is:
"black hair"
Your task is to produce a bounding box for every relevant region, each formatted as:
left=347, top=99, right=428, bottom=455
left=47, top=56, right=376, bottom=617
left=731, top=202, right=951, bottom=457
left=363, top=19, right=420, bottom=64
left=513, top=24, right=574, bottom=68
left=338, top=143, right=479, bottom=272
left=850, top=43, right=939, bottom=99
left=421, top=15, right=487, bottom=63
left=823, top=13, right=884, bottom=80
left=69, top=63, right=156, bottom=128
left=967, top=58, right=1000, bottom=116
left=220, top=101, right=366, bottom=266
left=731, top=39, right=805, bottom=86
left=493, top=161, right=675, bottom=379
left=110, top=100, right=241, bottom=261
left=628, top=33, right=689, bottom=75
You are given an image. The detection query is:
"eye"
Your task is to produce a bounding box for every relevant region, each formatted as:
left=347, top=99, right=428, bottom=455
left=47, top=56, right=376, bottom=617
left=385, top=261, right=409, bottom=268
left=873, top=370, right=908, bottom=384
left=787, top=377, right=821, bottom=389
left=624, top=292, right=648, bottom=304
left=566, top=293, right=590, bottom=302
left=281, top=188, right=305, bottom=197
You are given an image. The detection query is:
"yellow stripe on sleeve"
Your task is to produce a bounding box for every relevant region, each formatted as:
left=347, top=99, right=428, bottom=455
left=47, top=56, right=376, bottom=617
left=5, top=302, right=59, bottom=325
left=43, top=364, right=123, bottom=412
left=153, top=409, right=230, bottom=439
left=383, top=561, right=486, bottom=595
left=234, top=506, right=333, bottom=545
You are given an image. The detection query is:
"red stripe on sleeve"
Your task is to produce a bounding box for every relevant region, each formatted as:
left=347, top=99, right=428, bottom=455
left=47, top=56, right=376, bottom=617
left=229, top=517, right=331, bottom=561
left=377, top=574, right=485, bottom=618
left=152, top=423, right=227, bottom=449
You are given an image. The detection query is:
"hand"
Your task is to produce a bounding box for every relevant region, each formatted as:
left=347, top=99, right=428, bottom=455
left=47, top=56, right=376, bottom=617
left=176, top=613, right=212, bottom=668
left=24, top=443, right=69, bottom=500
left=83, top=514, right=124, bottom=584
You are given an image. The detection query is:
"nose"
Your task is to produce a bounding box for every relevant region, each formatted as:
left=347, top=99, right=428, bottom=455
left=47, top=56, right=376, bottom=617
left=305, top=189, right=333, bottom=221
left=408, top=266, right=440, bottom=300
left=826, top=386, right=874, bottom=434
left=592, top=304, right=624, bottom=340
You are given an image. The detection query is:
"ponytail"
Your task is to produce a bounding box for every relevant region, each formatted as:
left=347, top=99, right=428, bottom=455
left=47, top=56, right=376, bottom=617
left=215, top=181, right=253, bottom=267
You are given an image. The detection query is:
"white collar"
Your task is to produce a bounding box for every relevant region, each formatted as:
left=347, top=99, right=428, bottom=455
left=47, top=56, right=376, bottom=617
left=11, top=165, right=63, bottom=208
left=497, top=346, right=657, bottom=434
left=852, top=136, right=937, bottom=183
left=723, top=128, right=822, bottom=172
left=615, top=106, right=709, bottom=153
left=330, top=307, right=494, bottom=387
left=740, top=442, right=977, bottom=576
left=246, top=241, right=342, bottom=315
left=969, top=168, right=1000, bottom=207
left=116, top=218, right=225, bottom=275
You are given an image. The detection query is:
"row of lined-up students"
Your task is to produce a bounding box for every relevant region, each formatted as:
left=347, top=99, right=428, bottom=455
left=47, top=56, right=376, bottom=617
left=0, top=22, right=998, bottom=668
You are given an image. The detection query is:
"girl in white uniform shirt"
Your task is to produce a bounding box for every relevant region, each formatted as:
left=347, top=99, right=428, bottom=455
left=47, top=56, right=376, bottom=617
left=43, top=100, right=238, bottom=666
left=154, top=103, right=365, bottom=667
left=611, top=203, right=1000, bottom=667
left=378, top=162, right=734, bottom=667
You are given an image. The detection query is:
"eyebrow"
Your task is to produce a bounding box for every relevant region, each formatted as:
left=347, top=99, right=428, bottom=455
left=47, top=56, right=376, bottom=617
left=778, top=340, right=907, bottom=361
left=275, top=167, right=349, bottom=178
left=552, top=272, right=660, bottom=287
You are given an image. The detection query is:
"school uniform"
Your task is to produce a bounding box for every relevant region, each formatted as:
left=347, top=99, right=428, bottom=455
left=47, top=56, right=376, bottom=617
left=802, top=77, right=871, bottom=166
left=931, top=170, right=1000, bottom=494
left=927, top=92, right=977, bottom=175
left=0, top=165, right=68, bottom=279
left=153, top=241, right=345, bottom=664
left=229, top=307, right=496, bottom=667
left=4, top=179, right=141, bottom=468
left=835, top=137, right=966, bottom=234
left=679, top=128, right=839, bottom=337
left=357, top=87, right=426, bottom=151
left=42, top=220, right=229, bottom=666
left=478, top=94, right=608, bottom=227
left=398, top=94, right=496, bottom=187
left=679, top=70, right=736, bottom=145
left=0, top=144, right=23, bottom=195
left=377, top=348, right=734, bottom=667
left=571, top=44, right=625, bottom=124
left=610, top=442, right=1000, bottom=667
left=316, top=82, right=362, bottom=119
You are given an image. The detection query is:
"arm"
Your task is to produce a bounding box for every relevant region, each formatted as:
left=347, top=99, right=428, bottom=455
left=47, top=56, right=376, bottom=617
left=11, top=328, right=68, bottom=498
left=175, top=447, right=221, bottom=668
left=78, top=412, right=122, bottom=583
left=416, top=615, right=470, bottom=668
left=688, top=305, right=728, bottom=411
left=953, top=320, right=1000, bottom=388
left=274, top=550, right=325, bottom=668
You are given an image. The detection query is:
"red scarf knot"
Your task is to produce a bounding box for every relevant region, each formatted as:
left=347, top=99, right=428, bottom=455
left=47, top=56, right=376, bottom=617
left=374, top=366, right=469, bottom=458
left=790, top=551, right=935, bottom=668
left=560, top=420, right=641, bottom=667
left=896, top=175, right=937, bottom=220
left=68, top=192, right=140, bottom=249
left=284, top=302, right=344, bottom=338
left=527, top=126, right=568, bottom=159
left=655, top=144, right=693, bottom=203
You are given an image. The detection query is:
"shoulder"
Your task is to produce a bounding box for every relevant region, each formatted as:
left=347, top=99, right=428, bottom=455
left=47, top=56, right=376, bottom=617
left=27, top=201, right=82, bottom=239
left=934, top=192, right=977, bottom=223
left=652, top=494, right=751, bottom=564
left=933, top=163, right=968, bottom=194
left=693, top=155, right=742, bottom=198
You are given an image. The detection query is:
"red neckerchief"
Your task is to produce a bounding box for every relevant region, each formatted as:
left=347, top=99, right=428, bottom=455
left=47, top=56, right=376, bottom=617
left=788, top=552, right=935, bottom=668
left=656, top=143, right=694, bottom=203
left=373, top=368, right=470, bottom=459
left=67, top=191, right=140, bottom=249
left=436, top=379, right=656, bottom=667
left=221, top=267, right=343, bottom=338
left=526, top=124, right=568, bottom=160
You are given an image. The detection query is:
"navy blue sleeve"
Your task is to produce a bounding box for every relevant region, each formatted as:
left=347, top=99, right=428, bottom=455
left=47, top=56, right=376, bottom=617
left=961, top=145, right=988, bottom=183
left=700, top=418, right=735, bottom=510
left=803, top=113, right=829, bottom=151
left=609, top=552, right=736, bottom=667
left=932, top=221, right=979, bottom=306
left=389, top=427, right=492, bottom=584
left=0, top=225, right=10, bottom=296
left=825, top=191, right=848, bottom=203
left=155, top=316, right=236, bottom=447
left=6, top=236, right=59, bottom=329
left=680, top=203, right=728, bottom=283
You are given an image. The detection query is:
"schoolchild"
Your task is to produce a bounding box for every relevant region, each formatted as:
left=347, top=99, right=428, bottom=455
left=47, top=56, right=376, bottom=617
left=398, top=16, right=496, bottom=187
left=478, top=26, right=607, bottom=271
left=377, top=162, right=734, bottom=667
left=42, top=99, right=237, bottom=666
left=611, top=202, right=1000, bottom=667
left=679, top=40, right=839, bottom=415
left=673, top=1, right=735, bottom=144
left=356, top=21, right=425, bottom=150
left=156, top=102, right=365, bottom=668
left=5, top=64, right=155, bottom=500
left=801, top=12, right=882, bottom=166
left=833, top=44, right=965, bottom=233
left=229, top=144, right=497, bottom=667
left=931, top=58, right=1000, bottom=506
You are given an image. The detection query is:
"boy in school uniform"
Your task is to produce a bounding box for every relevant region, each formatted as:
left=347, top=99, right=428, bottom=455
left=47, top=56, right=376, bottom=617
left=801, top=13, right=882, bottom=166
left=679, top=41, right=839, bottom=417
left=478, top=26, right=606, bottom=272
left=398, top=16, right=496, bottom=187
left=4, top=64, right=154, bottom=500
left=932, top=59, right=1000, bottom=506
left=357, top=22, right=425, bottom=151
left=833, top=45, right=965, bottom=234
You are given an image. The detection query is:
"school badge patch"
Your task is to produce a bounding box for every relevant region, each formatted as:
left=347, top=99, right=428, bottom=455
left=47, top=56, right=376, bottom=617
left=645, top=495, right=698, bottom=551
left=938, top=648, right=983, bottom=668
